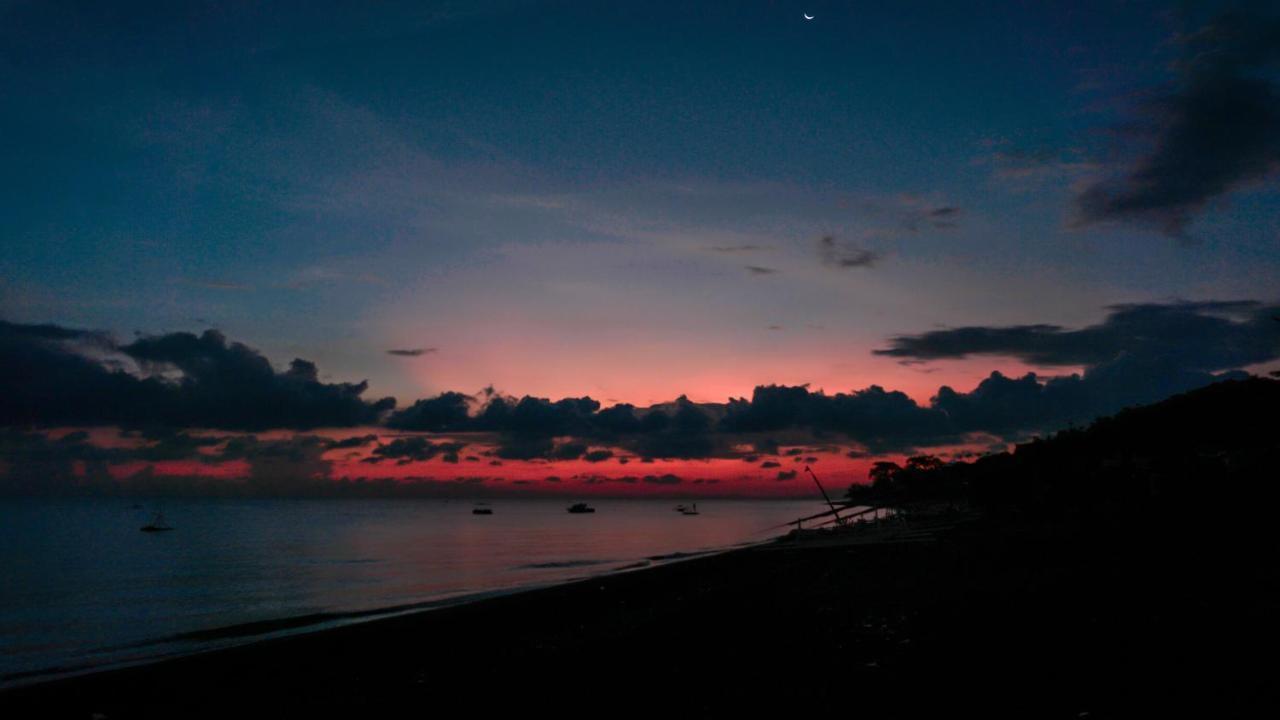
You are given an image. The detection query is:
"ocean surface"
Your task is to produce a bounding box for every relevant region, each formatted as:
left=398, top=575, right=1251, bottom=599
left=0, top=498, right=825, bottom=686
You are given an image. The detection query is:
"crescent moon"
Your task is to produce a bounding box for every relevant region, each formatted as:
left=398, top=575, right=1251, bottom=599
left=804, top=14, right=814, bottom=20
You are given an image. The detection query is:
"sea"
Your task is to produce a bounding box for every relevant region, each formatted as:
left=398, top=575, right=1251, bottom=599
left=0, top=497, right=825, bottom=687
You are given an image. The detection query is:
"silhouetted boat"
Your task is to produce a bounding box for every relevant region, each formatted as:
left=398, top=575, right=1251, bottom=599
left=681, top=503, right=700, bottom=516
left=567, top=502, right=595, bottom=514
left=140, top=512, right=172, bottom=532
left=472, top=504, right=493, bottom=515
left=674, top=504, right=687, bottom=512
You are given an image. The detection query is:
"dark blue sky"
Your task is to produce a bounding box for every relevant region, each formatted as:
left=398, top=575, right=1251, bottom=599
left=3, top=0, right=1278, bottom=405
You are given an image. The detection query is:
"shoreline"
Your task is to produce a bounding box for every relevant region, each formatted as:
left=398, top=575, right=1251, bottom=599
left=0, top=538, right=750, bottom=692
left=2, top=518, right=1268, bottom=717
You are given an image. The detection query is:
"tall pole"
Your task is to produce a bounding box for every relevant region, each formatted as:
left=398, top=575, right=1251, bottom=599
left=805, top=466, right=845, bottom=526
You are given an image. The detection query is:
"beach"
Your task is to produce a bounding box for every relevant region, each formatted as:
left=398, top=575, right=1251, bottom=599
left=3, top=515, right=1269, bottom=718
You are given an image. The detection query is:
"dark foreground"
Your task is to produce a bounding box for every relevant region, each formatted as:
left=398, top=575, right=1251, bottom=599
left=3, top=515, right=1275, bottom=719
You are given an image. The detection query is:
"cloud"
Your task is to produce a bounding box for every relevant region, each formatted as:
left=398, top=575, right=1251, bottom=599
left=974, top=143, right=1100, bottom=190
left=744, top=265, right=779, bottom=275
left=386, top=348, right=437, bottom=357
left=873, top=300, right=1279, bottom=436
left=387, top=391, right=720, bottom=460
left=874, top=300, right=1280, bottom=371
left=386, top=391, right=473, bottom=431
left=894, top=197, right=966, bottom=232
left=180, top=279, right=252, bottom=291
left=1072, top=12, right=1280, bottom=235
left=713, top=300, right=1278, bottom=447
left=493, top=435, right=555, bottom=460
left=363, top=437, right=466, bottom=463
left=723, top=384, right=952, bottom=453
left=818, top=236, right=881, bottom=269
left=5, top=300, right=1277, bottom=491
left=326, top=434, right=380, bottom=449
left=709, top=244, right=765, bottom=252
left=0, top=321, right=395, bottom=430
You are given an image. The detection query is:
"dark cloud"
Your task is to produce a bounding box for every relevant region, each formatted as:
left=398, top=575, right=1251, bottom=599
left=632, top=397, right=715, bottom=459
left=722, top=384, right=949, bottom=452
left=389, top=393, right=716, bottom=462
left=494, top=435, right=555, bottom=460
left=5, top=300, right=1277, bottom=487
left=875, top=301, right=1280, bottom=371
left=0, top=322, right=395, bottom=430
left=0, top=321, right=109, bottom=343
left=363, top=437, right=467, bottom=463
left=819, top=236, right=881, bottom=269
left=872, top=300, right=1279, bottom=437
left=1073, top=12, right=1280, bottom=235
left=129, top=430, right=224, bottom=461
left=776, top=470, right=798, bottom=481
left=326, top=434, right=380, bottom=450
left=745, top=265, right=779, bottom=275
left=473, top=395, right=602, bottom=436
left=550, top=440, right=588, bottom=460
left=714, top=301, right=1277, bottom=448
left=386, top=348, right=437, bottom=357
left=386, top=392, right=472, bottom=431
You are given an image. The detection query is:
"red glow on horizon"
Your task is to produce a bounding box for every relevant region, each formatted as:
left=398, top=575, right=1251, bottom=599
left=109, top=460, right=251, bottom=480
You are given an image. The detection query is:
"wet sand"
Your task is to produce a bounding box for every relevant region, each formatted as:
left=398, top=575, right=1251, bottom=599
left=2, top=518, right=1272, bottom=718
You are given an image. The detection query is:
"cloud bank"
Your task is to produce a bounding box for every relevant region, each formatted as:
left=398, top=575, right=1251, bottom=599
left=1074, top=12, right=1280, bottom=235
left=0, top=322, right=394, bottom=430
left=2, top=298, right=1277, bottom=495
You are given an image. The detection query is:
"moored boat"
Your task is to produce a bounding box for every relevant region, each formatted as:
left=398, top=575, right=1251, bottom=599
left=140, top=512, right=173, bottom=532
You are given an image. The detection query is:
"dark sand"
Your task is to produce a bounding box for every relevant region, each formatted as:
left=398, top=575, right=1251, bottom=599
left=2, top=519, right=1273, bottom=718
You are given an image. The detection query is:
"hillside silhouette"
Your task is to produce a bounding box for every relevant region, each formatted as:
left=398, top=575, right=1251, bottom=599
left=847, top=376, right=1280, bottom=534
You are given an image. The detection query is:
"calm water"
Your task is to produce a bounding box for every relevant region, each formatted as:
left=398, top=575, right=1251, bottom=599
left=0, top=498, right=823, bottom=686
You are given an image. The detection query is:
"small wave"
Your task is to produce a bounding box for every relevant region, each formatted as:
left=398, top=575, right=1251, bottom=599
left=645, top=549, right=713, bottom=562
left=517, top=559, right=614, bottom=570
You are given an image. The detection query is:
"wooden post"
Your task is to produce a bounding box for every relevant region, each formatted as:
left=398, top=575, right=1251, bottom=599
left=805, top=466, right=845, bottom=526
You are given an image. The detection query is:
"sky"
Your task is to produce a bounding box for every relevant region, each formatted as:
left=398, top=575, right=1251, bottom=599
left=2, top=0, right=1279, bottom=497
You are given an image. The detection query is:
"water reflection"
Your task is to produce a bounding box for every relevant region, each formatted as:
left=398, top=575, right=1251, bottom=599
left=0, top=498, right=825, bottom=684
